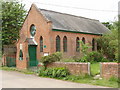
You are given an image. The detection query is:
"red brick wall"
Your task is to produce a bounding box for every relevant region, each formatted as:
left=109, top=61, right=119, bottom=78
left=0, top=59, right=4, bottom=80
left=16, top=42, right=28, bottom=69
left=47, top=62, right=90, bottom=75
left=100, top=63, right=120, bottom=79
left=50, top=31, right=99, bottom=58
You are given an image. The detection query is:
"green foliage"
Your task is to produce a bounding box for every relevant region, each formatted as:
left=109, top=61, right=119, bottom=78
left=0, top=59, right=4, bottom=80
left=109, top=76, right=120, bottom=83
left=75, top=51, right=107, bottom=63
left=96, top=21, right=118, bottom=61
left=39, top=67, right=69, bottom=78
left=102, top=22, right=113, bottom=30
left=60, top=58, right=75, bottom=62
left=40, top=52, right=62, bottom=66
left=2, top=1, right=27, bottom=45
left=90, top=63, right=100, bottom=76
left=84, top=51, right=108, bottom=63
left=79, top=40, right=91, bottom=56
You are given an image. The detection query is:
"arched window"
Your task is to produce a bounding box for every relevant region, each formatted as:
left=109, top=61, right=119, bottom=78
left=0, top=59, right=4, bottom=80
left=97, top=42, right=101, bottom=51
left=56, top=35, right=61, bottom=52
left=63, top=36, right=67, bottom=52
left=40, top=36, right=43, bottom=52
left=92, top=38, right=95, bottom=51
left=19, top=50, right=23, bottom=60
left=82, top=37, right=85, bottom=44
left=76, top=37, right=80, bottom=52
left=30, top=24, right=36, bottom=37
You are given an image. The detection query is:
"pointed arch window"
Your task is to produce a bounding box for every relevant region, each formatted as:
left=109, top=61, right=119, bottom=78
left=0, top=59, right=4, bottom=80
left=97, top=42, right=101, bottom=51
left=63, top=36, right=67, bottom=52
left=76, top=37, right=80, bottom=52
left=40, top=36, right=43, bottom=52
left=92, top=38, right=95, bottom=51
left=56, top=35, right=61, bottom=52
left=19, top=50, right=23, bottom=60
left=82, top=37, right=85, bottom=44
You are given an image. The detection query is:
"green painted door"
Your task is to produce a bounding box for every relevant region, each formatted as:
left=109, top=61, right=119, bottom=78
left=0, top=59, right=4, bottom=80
left=28, top=45, right=38, bottom=66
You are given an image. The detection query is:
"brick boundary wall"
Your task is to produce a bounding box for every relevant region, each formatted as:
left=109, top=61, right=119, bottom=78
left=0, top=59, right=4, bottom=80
left=100, top=62, right=120, bottom=79
left=47, top=62, right=90, bottom=75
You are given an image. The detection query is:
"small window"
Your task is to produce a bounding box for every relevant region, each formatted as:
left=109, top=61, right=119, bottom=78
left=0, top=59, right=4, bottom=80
left=30, top=24, right=36, bottom=37
left=40, top=36, right=43, bottom=52
left=63, top=36, right=67, bottom=52
left=56, top=35, right=60, bottom=52
left=92, top=38, right=95, bottom=51
left=76, top=37, right=80, bottom=52
left=82, top=37, right=85, bottom=44
left=19, top=50, right=23, bottom=60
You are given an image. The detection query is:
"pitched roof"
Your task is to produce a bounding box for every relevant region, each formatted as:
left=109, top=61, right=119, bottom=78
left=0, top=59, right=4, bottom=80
left=40, top=9, right=109, bottom=35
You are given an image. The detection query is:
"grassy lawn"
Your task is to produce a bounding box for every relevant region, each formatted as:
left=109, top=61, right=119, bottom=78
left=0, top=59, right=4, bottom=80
left=0, top=66, right=35, bottom=74
left=90, top=62, right=100, bottom=76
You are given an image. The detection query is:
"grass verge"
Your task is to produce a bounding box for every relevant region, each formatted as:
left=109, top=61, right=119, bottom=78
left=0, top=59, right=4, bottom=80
left=90, top=62, right=100, bottom=76
left=0, top=66, right=35, bottom=74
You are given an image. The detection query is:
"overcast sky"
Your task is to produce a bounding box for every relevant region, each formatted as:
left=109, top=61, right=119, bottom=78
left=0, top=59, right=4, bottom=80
left=21, top=0, right=119, bottom=22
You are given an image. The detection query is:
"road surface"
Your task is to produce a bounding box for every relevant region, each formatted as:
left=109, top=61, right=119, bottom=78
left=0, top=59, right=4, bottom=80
left=1, top=70, right=109, bottom=88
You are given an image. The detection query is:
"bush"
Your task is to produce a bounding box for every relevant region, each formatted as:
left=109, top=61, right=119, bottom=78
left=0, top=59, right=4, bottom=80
left=81, top=51, right=107, bottom=63
left=39, top=67, right=69, bottom=78
left=40, top=52, right=62, bottom=65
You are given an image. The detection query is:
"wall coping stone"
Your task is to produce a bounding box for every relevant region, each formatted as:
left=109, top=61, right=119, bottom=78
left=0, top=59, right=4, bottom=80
left=53, top=62, right=89, bottom=64
left=101, top=62, right=120, bottom=64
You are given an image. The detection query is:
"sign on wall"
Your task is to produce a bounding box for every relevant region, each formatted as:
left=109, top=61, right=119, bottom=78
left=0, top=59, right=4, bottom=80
left=44, top=52, right=49, bottom=56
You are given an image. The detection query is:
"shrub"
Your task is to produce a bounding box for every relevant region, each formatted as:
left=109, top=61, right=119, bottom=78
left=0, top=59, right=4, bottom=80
left=86, top=51, right=104, bottom=62
left=39, top=67, right=69, bottom=78
left=40, top=52, right=62, bottom=66
left=79, top=51, right=107, bottom=63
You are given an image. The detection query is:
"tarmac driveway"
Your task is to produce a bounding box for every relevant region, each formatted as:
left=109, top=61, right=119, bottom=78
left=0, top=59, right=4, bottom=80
left=1, top=70, right=109, bottom=88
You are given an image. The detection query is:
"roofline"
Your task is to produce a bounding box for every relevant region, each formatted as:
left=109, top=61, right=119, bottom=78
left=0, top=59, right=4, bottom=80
left=52, top=29, right=103, bottom=36
left=40, top=9, right=99, bottom=22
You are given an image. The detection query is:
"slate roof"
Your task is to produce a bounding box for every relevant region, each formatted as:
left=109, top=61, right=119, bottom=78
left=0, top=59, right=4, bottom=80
left=40, top=9, right=109, bottom=35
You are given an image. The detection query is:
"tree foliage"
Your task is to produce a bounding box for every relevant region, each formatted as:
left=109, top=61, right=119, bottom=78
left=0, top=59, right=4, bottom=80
left=96, top=21, right=118, bottom=61
left=102, top=22, right=113, bottom=30
left=2, top=1, right=26, bottom=45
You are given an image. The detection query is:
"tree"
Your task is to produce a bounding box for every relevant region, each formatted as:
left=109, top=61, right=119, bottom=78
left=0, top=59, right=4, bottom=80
left=96, top=21, right=118, bottom=61
left=102, top=22, right=113, bottom=30
left=2, top=1, right=26, bottom=46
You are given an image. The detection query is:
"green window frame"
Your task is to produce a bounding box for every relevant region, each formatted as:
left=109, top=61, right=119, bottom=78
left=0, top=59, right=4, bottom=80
left=30, top=24, right=36, bottom=37
left=19, top=50, right=23, bottom=60
left=40, top=36, right=43, bottom=52
left=76, top=37, right=80, bottom=52
left=92, top=38, right=95, bottom=51
left=56, top=35, right=61, bottom=52
left=82, top=37, right=85, bottom=44
left=63, top=36, right=67, bottom=52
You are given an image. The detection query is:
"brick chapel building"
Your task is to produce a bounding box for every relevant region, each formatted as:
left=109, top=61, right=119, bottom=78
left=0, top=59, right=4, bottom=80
left=16, top=4, right=109, bottom=69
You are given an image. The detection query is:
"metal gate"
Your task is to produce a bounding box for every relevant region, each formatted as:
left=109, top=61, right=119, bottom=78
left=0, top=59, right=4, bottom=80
left=6, top=57, right=16, bottom=67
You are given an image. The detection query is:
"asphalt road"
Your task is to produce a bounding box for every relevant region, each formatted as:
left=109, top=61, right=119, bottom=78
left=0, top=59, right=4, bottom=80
left=1, top=70, right=109, bottom=88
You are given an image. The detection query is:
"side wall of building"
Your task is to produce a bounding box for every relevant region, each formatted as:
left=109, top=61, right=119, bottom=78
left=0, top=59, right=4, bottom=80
left=49, top=30, right=99, bottom=58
